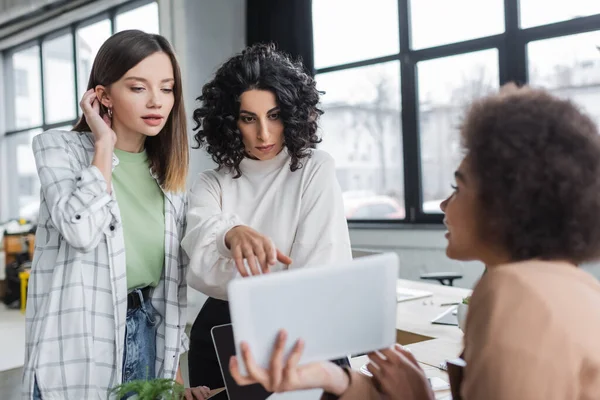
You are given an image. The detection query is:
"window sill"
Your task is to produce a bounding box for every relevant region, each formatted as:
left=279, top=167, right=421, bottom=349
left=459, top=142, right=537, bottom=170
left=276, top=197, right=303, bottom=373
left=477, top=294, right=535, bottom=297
left=348, top=221, right=445, bottom=230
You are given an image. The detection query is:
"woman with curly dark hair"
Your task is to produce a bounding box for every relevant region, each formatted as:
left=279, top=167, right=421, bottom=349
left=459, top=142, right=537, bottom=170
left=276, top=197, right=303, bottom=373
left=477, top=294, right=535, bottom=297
left=181, top=43, right=352, bottom=389
left=231, top=84, right=600, bottom=400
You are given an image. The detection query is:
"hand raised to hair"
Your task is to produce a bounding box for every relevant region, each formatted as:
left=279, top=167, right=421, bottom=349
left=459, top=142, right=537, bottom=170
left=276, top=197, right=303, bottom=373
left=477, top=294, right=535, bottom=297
left=79, top=88, right=116, bottom=147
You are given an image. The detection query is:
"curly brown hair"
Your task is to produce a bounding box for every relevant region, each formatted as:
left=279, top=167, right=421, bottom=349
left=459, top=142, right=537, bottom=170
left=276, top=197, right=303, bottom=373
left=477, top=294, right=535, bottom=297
left=461, top=83, right=600, bottom=264
left=192, top=43, right=322, bottom=178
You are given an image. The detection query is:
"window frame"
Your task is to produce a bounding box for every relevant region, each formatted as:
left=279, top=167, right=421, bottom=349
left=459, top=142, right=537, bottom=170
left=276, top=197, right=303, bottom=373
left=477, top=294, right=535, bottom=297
left=314, top=0, right=600, bottom=226
left=2, top=0, right=156, bottom=137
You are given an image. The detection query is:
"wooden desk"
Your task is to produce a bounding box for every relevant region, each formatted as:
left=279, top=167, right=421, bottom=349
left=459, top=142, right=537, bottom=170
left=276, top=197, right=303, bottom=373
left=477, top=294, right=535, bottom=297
left=3, top=233, right=35, bottom=265
left=1, top=233, right=34, bottom=301
left=350, top=279, right=470, bottom=400
left=395, top=279, right=470, bottom=346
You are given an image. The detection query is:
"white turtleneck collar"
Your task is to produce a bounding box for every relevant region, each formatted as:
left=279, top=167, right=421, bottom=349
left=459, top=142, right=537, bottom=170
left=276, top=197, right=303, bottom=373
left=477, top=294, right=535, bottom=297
left=239, top=147, right=292, bottom=176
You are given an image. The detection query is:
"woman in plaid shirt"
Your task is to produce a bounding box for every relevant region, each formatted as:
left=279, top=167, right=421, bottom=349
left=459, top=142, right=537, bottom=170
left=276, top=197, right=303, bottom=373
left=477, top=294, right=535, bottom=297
left=24, top=30, right=204, bottom=399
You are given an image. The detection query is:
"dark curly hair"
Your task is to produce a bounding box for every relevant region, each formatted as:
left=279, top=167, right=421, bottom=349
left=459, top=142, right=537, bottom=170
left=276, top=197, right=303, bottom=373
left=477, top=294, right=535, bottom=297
left=192, top=43, right=322, bottom=177
left=461, top=83, right=600, bottom=264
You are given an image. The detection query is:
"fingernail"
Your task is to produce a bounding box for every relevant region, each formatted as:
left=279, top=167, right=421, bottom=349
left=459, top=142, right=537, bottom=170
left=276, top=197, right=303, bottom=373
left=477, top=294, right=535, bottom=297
left=397, top=344, right=411, bottom=352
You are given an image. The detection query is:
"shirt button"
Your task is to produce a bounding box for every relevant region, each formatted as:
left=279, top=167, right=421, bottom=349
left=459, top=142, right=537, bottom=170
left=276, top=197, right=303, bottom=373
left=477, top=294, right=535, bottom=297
left=110, top=225, right=115, bottom=231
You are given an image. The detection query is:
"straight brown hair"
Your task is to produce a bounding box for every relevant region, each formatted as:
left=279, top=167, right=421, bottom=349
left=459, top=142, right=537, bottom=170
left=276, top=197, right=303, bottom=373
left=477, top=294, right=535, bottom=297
left=73, top=30, right=188, bottom=192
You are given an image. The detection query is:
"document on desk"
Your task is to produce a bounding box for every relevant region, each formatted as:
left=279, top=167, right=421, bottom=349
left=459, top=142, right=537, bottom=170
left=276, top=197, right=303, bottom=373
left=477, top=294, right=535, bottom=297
left=397, top=285, right=433, bottom=302
left=432, top=306, right=458, bottom=326
left=405, top=338, right=462, bottom=369
left=360, top=364, right=450, bottom=392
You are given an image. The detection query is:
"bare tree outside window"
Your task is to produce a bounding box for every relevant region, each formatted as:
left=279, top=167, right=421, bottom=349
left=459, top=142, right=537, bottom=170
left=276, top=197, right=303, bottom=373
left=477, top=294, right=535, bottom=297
left=318, top=62, right=405, bottom=220
left=418, top=50, right=500, bottom=212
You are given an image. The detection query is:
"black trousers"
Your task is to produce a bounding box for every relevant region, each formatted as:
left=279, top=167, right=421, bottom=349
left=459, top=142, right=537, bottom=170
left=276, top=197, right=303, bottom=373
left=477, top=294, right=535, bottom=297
left=188, top=297, right=351, bottom=389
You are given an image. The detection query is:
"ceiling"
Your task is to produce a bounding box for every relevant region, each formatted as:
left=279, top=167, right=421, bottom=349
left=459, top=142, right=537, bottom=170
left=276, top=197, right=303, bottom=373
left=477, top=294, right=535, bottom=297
left=0, top=0, right=88, bottom=30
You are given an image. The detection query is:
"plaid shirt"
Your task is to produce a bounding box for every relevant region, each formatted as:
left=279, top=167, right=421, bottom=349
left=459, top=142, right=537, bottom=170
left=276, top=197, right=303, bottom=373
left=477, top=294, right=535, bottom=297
left=23, top=130, right=189, bottom=400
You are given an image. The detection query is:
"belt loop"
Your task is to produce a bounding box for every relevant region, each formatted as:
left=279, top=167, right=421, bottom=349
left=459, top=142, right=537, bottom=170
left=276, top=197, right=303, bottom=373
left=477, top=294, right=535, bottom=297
left=136, top=289, right=146, bottom=312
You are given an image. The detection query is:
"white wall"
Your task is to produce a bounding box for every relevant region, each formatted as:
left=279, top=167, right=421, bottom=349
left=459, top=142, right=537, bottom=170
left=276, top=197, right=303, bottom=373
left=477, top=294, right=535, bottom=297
left=163, top=0, right=246, bottom=186
left=350, top=227, right=486, bottom=288
left=350, top=227, right=600, bottom=288
left=160, top=0, right=246, bottom=323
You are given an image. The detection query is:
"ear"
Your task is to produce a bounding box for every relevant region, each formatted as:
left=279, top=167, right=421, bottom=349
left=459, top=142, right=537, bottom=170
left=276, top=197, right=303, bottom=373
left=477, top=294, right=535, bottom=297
left=94, top=85, right=112, bottom=108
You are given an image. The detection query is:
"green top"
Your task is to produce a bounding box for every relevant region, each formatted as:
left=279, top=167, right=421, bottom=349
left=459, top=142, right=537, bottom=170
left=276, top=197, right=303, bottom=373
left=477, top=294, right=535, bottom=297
left=113, top=148, right=165, bottom=290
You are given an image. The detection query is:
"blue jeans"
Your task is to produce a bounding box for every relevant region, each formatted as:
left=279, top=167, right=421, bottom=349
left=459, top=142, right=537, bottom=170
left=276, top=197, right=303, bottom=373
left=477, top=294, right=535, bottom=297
left=32, top=289, right=158, bottom=400
left=122, top=289, right=159, bottom=383
left=32, top=378, right=42, bottom=400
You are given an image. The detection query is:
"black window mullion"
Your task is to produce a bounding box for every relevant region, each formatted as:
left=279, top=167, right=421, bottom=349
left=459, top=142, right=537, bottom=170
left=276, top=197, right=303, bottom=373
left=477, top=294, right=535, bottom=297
left=501, top=0, right=527, bottom=85
left=44, top=119, right=79, bottom=131
left=519, top=13, right=600, bottom=44
left=109, top=8, right=117, bottom=34
left=4, top=51, right=16, bottom=132
left=5, top=125, right=44, bottom=137
left=71, top=23, right=79, bottom=117
left=38, top=37, right=46, bottom=125
left=411, top=35, right=503, bottom=63
left=5, top=117, right=77, bottom=137
left=398, top=0, right=421, bottom=223
left=316, top=54, right=401, bottom=75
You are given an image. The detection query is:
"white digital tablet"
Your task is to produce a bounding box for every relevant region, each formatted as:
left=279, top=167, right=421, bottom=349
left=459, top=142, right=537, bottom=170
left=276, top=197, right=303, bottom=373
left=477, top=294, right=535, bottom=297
left=228, top=252, right=399, bottom=376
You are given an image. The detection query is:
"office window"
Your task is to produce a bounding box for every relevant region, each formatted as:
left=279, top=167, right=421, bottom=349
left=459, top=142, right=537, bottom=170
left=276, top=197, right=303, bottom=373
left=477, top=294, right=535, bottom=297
left=43, top=32, right=77, bottom=124
left=15, top=69, right=29, bottom=96
left=418, top=50, right=499, bottom=212
left=317, top=61, right=404, bottom=220
left=312, top=0, right=600, bottom=224
left=528, top=31, right=600, bottom=127
left=116, top=2, right=160, bottom=34
left=312, top=0, right=399, bottom=69
left=6, top=45, right=43, bottom=131
left=520, top=0, right=600, bottom=28
left=5, top=129, right=43, bottom=220
left=76, top=18, right=112, bottom=101
left=409, top=0, right=504, bottom=49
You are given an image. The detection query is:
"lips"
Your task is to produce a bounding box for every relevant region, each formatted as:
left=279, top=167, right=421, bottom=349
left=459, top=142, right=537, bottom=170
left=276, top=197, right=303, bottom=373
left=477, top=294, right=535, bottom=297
left=142, top=115, right=164, bottom=127
left=256, top=144, right=275, bottom=152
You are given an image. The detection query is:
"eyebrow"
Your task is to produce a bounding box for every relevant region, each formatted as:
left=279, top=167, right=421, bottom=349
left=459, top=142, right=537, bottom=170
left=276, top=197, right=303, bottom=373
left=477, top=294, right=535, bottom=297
left=454, top=170, right=466, bottom=183
left=124, top=77, right=175, bottom=83
left=239, top=106, right=280, bottom=116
